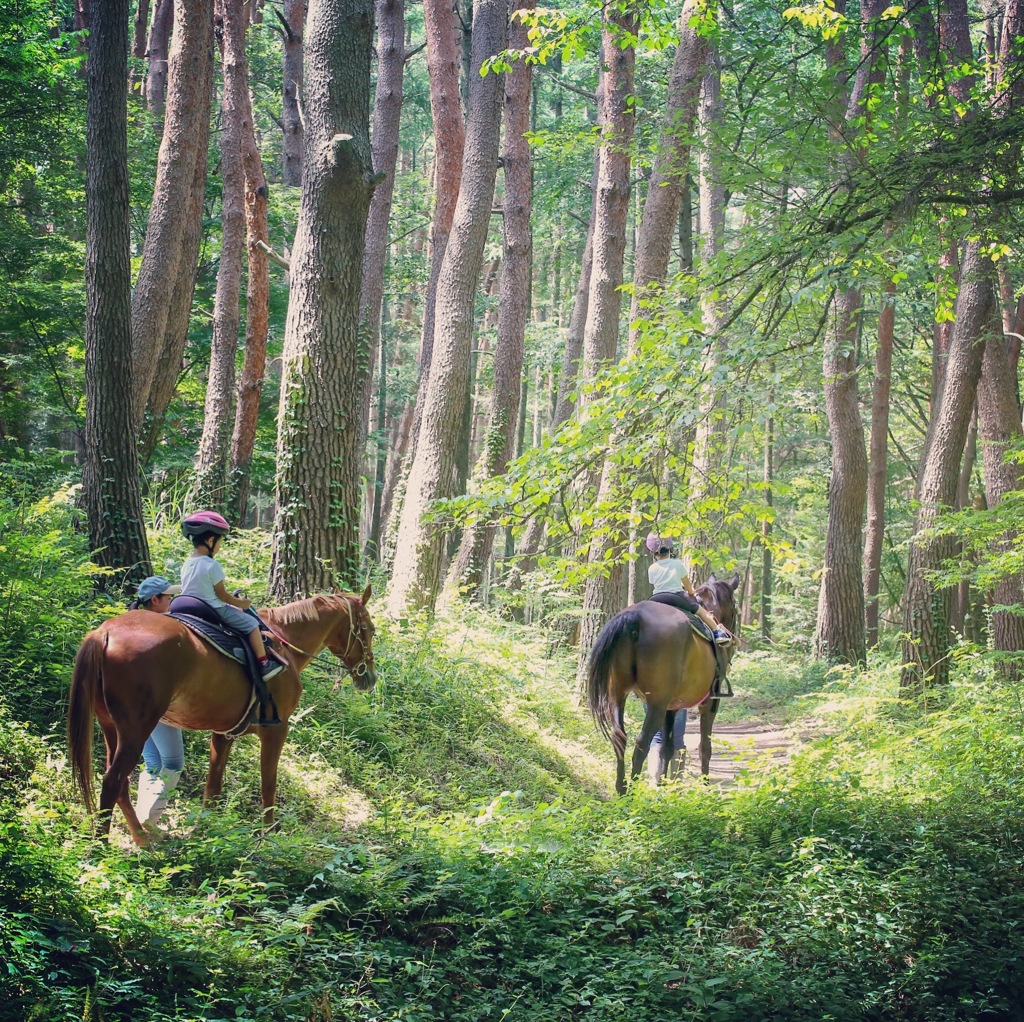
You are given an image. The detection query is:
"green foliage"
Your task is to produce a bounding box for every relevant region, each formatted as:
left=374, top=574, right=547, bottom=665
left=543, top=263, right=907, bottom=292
left=0, top=476, right=99, bottom=730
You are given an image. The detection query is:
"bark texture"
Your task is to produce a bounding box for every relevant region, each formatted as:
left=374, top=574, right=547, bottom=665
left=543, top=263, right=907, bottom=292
left=270, top=0, right=376, bottom=598
left=83, top=0, right=151, bottom=583
left=901, top=241, right=994, bottom=688
left=450, top=0, right=534, bottom=596
left=386, top=0, right=507, bottom=616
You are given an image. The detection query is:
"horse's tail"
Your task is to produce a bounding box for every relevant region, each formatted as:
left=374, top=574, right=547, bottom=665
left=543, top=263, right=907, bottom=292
left=586, top=608, right=642, bottom=742
left=67, top=630, right=103, bottom=816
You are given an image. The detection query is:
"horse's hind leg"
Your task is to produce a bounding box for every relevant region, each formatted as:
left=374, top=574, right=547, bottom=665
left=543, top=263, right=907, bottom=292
left=653, top=710, right=677, bottom=784
left=99, top=735, right=147, bottom=844
left=612, top=698, right=628, bottom=796
left=631, top=704, right=669, bottom=785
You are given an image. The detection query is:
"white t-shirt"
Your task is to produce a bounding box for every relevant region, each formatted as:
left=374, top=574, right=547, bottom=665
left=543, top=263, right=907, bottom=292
left=649, top=557, right=689, bottom=594
left=180, top=555, right=227, bottom=607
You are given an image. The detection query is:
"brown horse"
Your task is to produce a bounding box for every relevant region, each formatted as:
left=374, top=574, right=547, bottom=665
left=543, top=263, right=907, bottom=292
left=586, top=573, right=739, bottom=794
left=67, top=587, right=377, bottom=845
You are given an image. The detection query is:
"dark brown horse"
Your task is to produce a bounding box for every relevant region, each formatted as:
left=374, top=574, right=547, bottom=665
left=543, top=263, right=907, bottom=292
left=68, top=587, right=377, bottom=845
left=586, top=573, right=739, bottom=793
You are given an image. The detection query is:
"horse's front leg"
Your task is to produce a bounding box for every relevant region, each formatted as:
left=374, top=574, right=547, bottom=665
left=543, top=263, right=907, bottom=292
left=258, top=725, right=289, bottom=830
left=204, top=732, right=234, bottom=805
left=631, top=704, right=668, bottom=785
left=699, top=699, right=719, bottom=777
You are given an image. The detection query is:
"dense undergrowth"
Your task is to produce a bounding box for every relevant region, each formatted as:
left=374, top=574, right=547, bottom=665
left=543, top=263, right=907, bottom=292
left=2, top=500, right=1024, bottom=1020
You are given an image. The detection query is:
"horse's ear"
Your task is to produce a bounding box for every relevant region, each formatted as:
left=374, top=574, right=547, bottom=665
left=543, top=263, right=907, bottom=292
left=708, top=572, right=718, bottom=585
left=361, top=582, right=372, bottom=605
left=730, top=571, right=740, bottom=592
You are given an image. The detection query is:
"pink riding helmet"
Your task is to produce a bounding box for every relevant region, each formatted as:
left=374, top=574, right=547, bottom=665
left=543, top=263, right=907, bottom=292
left=646, top=532, right=664, bottom=553
left=182, top=509, right=231, bottom=539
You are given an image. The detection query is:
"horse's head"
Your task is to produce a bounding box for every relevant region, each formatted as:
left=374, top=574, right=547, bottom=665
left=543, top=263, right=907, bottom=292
left=695, top=571, right=740, bottom=631
left=325, top=584, right=377, bottom=692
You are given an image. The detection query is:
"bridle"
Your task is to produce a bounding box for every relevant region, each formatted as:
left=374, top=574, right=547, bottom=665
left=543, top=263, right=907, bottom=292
left=263, top=596, right=372, bottom=679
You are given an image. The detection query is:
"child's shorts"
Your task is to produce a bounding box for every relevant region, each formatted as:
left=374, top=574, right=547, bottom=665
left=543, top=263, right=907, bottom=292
left=213, top=603, right=258, bottom=634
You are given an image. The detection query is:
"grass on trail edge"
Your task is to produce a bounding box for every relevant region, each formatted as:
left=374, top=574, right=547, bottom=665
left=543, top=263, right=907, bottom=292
left=3, top=604, right=1024, bottom=1021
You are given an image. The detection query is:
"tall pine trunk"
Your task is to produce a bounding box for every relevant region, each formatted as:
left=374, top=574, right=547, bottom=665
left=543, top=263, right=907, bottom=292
left=269, top=0, right=376, bottom=598
left=83, top=0, right=151, bottom=583
left=281, top=0, right=305, bottom=185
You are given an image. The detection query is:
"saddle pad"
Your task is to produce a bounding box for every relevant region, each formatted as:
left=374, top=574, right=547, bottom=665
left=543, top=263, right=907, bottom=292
left=169, top=612, right=246, bottom=665
left=687, top=614, right=716, bottom=645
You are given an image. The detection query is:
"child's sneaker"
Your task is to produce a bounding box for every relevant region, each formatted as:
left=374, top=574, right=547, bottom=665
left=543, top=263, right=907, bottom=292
left=713, top=626, right=733, bottom=646
left=259, top=656, right=284, bottom=679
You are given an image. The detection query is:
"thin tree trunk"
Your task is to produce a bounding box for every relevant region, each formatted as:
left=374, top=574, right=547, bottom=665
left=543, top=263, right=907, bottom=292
left=132, top=0, right=214, bottom=430
left=83, top=0, right=151, bottom=584
left=269, top=0, right=376, bottom=598
left=864, top=277, right=895, bottom=648
left=133, top=0, right=151, bottom=58
left=145, top=0, right=173, bottom=115
left=281, top=0, right=305, bottom=185
left=977, top=307, right=1024, bottom=662
left=901, top=241, right=995, bottom=689
left=627, top=0, right=708, bottom=350
left=228, top=48, right=271, bottom=524
left=574, top=4, right=637, bottom=683
left=407, top=0, right=466, bottom=454
left=761, top=414, right=773, bottom=640
left=358, top=0, right=405, bottom=443
left=385, top=0, right=506, bottom=616
left=450, top=0, right=533, bottom=597
left=194, top=0, right=249, bottom=507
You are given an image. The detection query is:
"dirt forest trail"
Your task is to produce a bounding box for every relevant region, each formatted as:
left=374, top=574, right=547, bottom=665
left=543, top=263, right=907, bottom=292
left=671, top=716, right=822, bottom=785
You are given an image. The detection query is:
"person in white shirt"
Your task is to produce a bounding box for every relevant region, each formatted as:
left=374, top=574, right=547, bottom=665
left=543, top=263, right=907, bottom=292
left=179, top=510, right=285, bottom=693
left=646, top=533, right=733, bottom=645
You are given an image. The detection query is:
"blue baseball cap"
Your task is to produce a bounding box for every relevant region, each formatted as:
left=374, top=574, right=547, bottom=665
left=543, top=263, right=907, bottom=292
left=136, top=576, right=181, bottom=603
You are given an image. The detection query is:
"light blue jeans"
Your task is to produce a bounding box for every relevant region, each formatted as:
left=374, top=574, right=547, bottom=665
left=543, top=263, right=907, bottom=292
left=143, top=721, right=185, bottom=774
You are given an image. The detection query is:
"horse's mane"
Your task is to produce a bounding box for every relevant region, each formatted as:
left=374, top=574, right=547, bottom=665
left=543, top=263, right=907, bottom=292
left=267, top=594, right=334, bottom=625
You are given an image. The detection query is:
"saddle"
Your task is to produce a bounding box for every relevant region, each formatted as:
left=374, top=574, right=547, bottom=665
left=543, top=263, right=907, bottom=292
left=167, top=596, right=283, bottom=733
left=646, top=592, right=734, bottom=699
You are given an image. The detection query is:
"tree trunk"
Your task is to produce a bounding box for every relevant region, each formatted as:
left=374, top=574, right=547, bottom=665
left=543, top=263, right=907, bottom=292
left=281, top=0, right=305, bottom=185
left=407, top=0, right=467, bottom=455
left=449, top=0, right=533, bottom=597
left=358, top=0, right=405, bottom=442
left=864, top=277, right=895, bottom=648
left=132, top=0, right=214, bottom=431
left=761, top=414, right=774, bottom=640
left=133, top=0, right=151, bottom=58
left=269, top=0, right=376, bottom=598
left=977, top=307, right=1024, bottom=661
left=83, top=0, right=151, bottom=584
left=228, top=37, right=271, bottom=524
left=901, top=241, right=995, bottom=689
left=627, top=0, right=708, bottom=350
left=194, top=0, right=249, bottom=508
left=687, top=51, right=727, bottom=586
left=574, top=5, right=637, bottom=683
left=385, top=0, right=506, bottom=617
left=145, top=0, right=173, bottom=115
